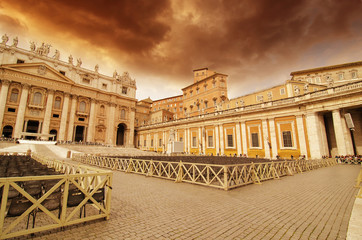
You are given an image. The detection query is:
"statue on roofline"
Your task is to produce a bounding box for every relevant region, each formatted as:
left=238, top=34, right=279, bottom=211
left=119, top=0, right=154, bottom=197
left=53, top=49, right=60, bottom=60
left=30, top=41, right=36, bottom=51
left=1, top=34, right=9, bottom=44
left=76, top=58, right=82, bottom=67
left=68, top=54, right=73, bottom=65
left=12, top=37, right=18, bottom=47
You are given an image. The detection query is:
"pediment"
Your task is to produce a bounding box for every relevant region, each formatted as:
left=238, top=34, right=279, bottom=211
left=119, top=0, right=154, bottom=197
left=1, top=62, right=75, bottom=85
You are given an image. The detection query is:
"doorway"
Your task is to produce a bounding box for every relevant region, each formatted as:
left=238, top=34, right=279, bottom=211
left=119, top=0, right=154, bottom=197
left=74, top=126, right=85, bottom=142
left=116, top=124, right=126, bottom=146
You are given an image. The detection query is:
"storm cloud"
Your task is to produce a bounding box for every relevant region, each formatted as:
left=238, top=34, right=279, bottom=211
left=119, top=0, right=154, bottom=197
left=1, top=0, right=361, bottom=100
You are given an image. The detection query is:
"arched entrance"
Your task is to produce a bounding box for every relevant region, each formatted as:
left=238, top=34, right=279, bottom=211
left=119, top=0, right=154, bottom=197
left=49, top=129, right=57, bottom=141
left=2, top=125, right=13, bottom=138
left=26, top=120, right=39, bottom=139
left=116, top=124, right=126, bottom=146
left=74, top=126, right=85, bottom=142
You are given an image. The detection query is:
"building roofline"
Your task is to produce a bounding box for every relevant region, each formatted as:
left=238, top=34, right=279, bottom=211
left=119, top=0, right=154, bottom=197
left=181, top=73, right=228, bottom=91
left=193, top=67, right=208, bottom=72
left=290, top=60, right=362, bottom=76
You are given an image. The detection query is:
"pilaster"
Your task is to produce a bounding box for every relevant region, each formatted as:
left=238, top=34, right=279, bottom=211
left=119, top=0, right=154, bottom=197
left=58, top=93, right=70, bottom=141
left=14, top=83, right=30, bottom=138
left=41, top=89, right=54, bottom=140
left=0, top=80, right=11, bottom=131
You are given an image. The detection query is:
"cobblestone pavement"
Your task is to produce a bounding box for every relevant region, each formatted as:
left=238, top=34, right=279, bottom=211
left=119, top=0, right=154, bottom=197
left=21, top=164, right=358, bottom=240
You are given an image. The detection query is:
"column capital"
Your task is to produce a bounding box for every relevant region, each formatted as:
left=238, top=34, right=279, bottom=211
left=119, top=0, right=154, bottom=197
left=47, top=89, right=55, bottom=94
left=90, top=98, right=97, bottom=104
left=1, top=79, right=11, bottom=85
left=109, top=102, right=117, bottom=107
left=63, top=92, right=71, bottom=98
left=22, top=83, right=31, bottom=90
left=71, top=94, right=78, bottom=100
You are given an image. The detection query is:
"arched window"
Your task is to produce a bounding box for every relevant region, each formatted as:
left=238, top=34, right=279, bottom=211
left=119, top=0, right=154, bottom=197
left=33, top=92, right=42, bottom=105
left=100, top=105, right=105, bottom=115
left=120, top=109, right=126, bottom=119
left=54, top=97, right=61, bottom=109
left=79, top=101, right=86, bottom=112
left=9, top=89, right=19, bottom=102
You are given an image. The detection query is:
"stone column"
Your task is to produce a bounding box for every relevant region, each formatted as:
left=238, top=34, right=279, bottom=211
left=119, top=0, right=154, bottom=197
left=201, top=126, right=206, bottom=155
left=184, top=129, right=187, bottom=152
left=268, top=119, right=278, bottom=159
left=14, top=84, right=30, bottom=138
left=0, top=80, right=11, bottom=131
left=128, top=107, right=135, bottom=147
left=198, top=127, right=202, bottom=154
left=215, top=125, right=219, bottom=155
left=296, top=115, right=308, bottom=159
left=235, top=122, right=242, bottom=156
left=262, top=119, right=271, bottom=159
left=23, top=120, right=28, bottom=132
left=106, top=103, right=116, bottom=145
left=219, top=124, right=224, bottom=155
left=67, top=95, right=77, bottom=141
left=58, top=93, right=70, bottom=141
left=332, top=109, right=347, bottom=156
left=340, top=113, right=354, bottom=155
left=306, top=112, right=323, bottom=159
left=241, top=122, right=248, bottom=156
left=41, top=90, right=54, bottom=140
left=86, top=99, right=96, bottom=142
left=187, top=128, right=191, bottom=153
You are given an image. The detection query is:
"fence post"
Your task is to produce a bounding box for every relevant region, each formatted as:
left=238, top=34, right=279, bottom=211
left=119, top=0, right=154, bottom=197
left=223, top=166, right=229, bottom=190
left=175, top=161, right=183, bottom=183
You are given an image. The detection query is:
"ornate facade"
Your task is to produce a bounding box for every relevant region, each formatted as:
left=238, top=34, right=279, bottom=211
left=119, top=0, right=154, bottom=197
left=0, top=35, right=137, bottom=146
left=136, top=62, right=362, bottom=159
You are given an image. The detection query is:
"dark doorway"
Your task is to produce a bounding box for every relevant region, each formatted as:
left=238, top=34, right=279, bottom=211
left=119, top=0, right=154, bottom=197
left=116, top=124, right=126, bottom=146
left=2, top=125, right=13, bottom=138
left=26, top=120, right=39, bottom=139
left=49, top=129, right=57, bottom=141
left=74, top=126, right=85, bottom=142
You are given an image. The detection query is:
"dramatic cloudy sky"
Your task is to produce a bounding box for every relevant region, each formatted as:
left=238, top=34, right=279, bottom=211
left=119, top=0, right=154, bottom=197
left=0, top=0, right=361, bottom=100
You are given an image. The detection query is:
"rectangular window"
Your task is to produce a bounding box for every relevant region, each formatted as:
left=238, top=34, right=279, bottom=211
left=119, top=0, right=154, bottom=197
left=16, top=59, right=25, bottom=64
left=7, top=108, right=16, bottom=112
left=82, top=78, right=90, bottom=84
left=192, top=136, right=197, bottom=148
left=52, top=114, right=59, bottom=118
left=282, top=131, right=293, bottom=148
left=352, top=71, right=357, bottom=79
left=159, top=139, right=162, bottom=147
left=151, top=139, right=153, bottom=147
left=102, top=83, right=107, bottom=90
left=227, top=134, right=233, bottom=147
left=78, top=118, right=85, bottom=121
left=256, top=95, right=263, bottom=102
left=144, top=140, right=146, bottom=146
left=338, top=73, right=344, bottom=80
left=208, top=135, right=213, bottom=148
left=122, top=87, right=128, bottom=94
left=280, top=88, right=285, bottom=95
left=251, top=133, right=259, bottom=147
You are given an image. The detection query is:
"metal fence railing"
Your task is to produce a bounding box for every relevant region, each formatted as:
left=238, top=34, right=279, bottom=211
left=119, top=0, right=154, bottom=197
left=0, top=153, right=113, bottom=239
left=73, top=154, right=336, bottom=190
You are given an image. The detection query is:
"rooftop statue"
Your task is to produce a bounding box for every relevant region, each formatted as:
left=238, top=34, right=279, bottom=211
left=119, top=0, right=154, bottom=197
left=68, top=54, right=73, bottom=65
left=95, top=64, right=99, bottom=72
left=1, top=34, right=9, bottom=44
left=53, top=49, right=60, bottom=60
left=12, top=36, right=18, bottom=47
left=30, top=41, right=36, bottom=51
left=76, top=58, right=82, bottom=67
